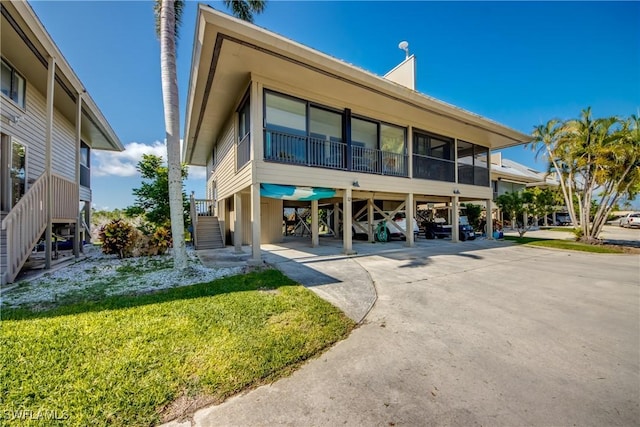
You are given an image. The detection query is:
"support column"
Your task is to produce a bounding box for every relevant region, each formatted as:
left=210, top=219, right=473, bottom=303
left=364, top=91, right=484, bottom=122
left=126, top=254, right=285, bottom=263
left=486, top=198, right=493, bottom=239
left=367, top=198, right=374, bottom=243
left=333, top=203, right=340, bottom=239
left=311, top=199, right=319, bottom=247
left=250, top=184, right=261, bottom=262
left=74, top=92, right=82, bottom=257
left=343, top=187, right=354, bottom=254
left=45, top=56, right=56, bottom=269
left=451, top=196, right=459, bottom=242
left=234, top=193, right=242, bottom=253
left=84, top=201, right=91, bottom=243
left=405, top=192, right=414, bottom=247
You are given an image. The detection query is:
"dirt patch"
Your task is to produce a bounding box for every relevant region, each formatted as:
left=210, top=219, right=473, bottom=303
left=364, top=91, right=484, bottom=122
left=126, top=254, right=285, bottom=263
left=159, top=392, right=219, bottom=424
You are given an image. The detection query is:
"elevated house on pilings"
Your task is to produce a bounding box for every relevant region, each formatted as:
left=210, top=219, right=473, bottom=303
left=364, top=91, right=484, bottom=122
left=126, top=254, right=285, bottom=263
left=1, top=1, right=123, bottom=285
left=183, top=5, right=530, bottom=261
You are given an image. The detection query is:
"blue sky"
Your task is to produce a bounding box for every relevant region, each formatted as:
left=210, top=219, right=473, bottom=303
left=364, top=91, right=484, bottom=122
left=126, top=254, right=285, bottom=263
left=30, top=1, right=640, bottom=210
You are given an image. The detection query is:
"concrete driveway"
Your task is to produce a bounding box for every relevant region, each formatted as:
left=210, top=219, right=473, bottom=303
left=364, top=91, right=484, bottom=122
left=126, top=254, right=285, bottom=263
left=174, top=238, right=640, bottom=426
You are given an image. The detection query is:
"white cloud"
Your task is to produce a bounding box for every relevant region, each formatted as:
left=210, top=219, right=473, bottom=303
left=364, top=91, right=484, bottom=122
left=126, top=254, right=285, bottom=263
left=187, top=166, right=207, bottom=180
left=93, top=141, right=167, bottom=177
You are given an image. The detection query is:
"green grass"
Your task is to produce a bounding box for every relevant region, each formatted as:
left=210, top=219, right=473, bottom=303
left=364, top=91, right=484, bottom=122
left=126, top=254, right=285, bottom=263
left=0, top=270, right=354, bottom=426
left=504, top=236, right=625, bottom=253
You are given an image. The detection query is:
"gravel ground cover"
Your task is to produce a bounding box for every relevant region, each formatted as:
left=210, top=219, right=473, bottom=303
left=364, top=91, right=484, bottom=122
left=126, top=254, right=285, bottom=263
left=1, top=246, right=243, bottom=310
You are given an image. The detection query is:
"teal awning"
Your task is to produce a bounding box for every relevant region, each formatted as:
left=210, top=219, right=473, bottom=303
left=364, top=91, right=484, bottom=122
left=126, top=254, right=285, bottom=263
left=260, top=184, right=336, bottom=201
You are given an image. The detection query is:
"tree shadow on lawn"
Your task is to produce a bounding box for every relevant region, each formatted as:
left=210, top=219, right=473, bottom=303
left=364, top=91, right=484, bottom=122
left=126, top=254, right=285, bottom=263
left=2, top=269, right=295, bottom=322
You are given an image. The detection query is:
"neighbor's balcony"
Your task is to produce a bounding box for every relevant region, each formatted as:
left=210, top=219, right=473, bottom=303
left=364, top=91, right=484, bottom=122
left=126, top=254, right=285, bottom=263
left=264, top=130, right=408, bottom=177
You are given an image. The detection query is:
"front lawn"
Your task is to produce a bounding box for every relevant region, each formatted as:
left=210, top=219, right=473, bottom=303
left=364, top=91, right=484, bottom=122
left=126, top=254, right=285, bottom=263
left=0, top=270, right=354, bottom=426
left=504, top=236, right=625, bottom=253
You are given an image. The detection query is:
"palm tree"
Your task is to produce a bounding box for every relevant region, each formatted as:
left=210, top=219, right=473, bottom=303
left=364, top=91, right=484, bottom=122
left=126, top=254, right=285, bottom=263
left=155, top=0, right=266, bottom=269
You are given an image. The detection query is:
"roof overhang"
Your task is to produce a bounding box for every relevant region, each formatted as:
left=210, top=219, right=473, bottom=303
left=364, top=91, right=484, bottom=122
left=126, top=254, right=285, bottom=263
left=184, top=5, right=531, bottom=166
left=1, top=2, right=123, bottom=152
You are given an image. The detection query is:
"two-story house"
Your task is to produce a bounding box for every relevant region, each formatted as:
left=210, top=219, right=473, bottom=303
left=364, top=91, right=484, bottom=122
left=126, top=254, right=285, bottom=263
left=183, top=5, right=530, bottom=262
left=1, top=1, right=123, bottom=285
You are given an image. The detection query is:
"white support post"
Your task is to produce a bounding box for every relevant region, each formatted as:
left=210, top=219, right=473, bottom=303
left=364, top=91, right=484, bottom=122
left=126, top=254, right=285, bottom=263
left=451, top=196, right=460, bottom=243
left=311, top=199, right=319, bottom=247
left=251, top=184, right=261, bottom=262
left=406, top=192, right=414, bottom=247
left=234, top=193, right=242, bottom=253
left=333, top=203, right=340, bottom=239
left=343, top=187, right=354, bottom=254
left=486, top=198, right=493, bottom=239
left=45, top=56, right=56, bottom=269
left=407, top=126, right=413, bottom=178
left=74, top=92, right=82, bottom=257
left=367, top=198, right=374, bottom=243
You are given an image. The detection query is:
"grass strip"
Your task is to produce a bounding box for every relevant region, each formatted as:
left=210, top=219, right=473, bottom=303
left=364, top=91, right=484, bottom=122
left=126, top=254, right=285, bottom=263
left=0, top=269, right=354, bottom=426
left=504, top=236, right=625, bottom=253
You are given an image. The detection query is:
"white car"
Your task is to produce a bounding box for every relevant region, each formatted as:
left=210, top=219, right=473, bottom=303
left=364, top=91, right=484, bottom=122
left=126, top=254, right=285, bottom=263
left=619, top=212, right=640, bottom=228
left=354, top=211, right=419, bottom=239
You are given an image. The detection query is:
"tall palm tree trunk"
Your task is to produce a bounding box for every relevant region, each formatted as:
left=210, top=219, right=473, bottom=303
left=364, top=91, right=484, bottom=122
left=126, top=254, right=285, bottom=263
left=159, top=0, right=187, bottom=269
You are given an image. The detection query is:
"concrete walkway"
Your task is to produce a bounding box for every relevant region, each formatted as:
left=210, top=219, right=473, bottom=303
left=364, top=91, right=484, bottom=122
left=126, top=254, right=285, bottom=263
left=166, top=237, right=639, bottom=427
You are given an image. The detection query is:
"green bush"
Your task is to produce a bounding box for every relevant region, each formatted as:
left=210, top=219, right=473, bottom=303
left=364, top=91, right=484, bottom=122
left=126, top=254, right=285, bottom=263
left=99, top=219, right=138, bottom=259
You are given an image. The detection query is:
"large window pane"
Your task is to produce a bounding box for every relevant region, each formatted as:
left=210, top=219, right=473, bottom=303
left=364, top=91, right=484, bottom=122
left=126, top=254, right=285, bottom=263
left=474, top=145, right=489, bottom=168
left=457, top=140, right=473, bottom=165
left=13, top=73, right=25, bottom=108
left=430, top=137, right=453, bottom=160
left=310, top=107, right=342, bottom=142
left=1, top=60, right=12, bottom=99
left=380, top=124, right=405, bottom=154
left=11, top=141, right=26, bottom=206
left=238, top=96, right=250, bottom=139
left=265, top=92, right=306, bottom=135
left=414, top=133, right=428, bottom=156
left=351, top=117, right=377, bottom=150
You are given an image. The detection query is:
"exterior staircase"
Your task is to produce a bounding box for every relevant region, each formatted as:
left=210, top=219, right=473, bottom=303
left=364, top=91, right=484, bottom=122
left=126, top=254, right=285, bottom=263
left=195, top=216, right=225, bottom=249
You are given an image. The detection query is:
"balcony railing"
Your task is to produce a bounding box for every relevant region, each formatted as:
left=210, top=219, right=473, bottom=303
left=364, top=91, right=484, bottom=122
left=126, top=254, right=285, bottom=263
left=237, top=132, right=251, bottom=170
left=458, top=164, right=490, bottom=187
left=413, top=154, right=455, bottom=182
left=264, top=130, right=407, bottom=176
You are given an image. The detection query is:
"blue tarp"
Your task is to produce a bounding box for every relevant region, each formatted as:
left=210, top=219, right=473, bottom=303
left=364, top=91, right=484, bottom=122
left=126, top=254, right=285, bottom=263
left=260, top=183, right=336, bottom=201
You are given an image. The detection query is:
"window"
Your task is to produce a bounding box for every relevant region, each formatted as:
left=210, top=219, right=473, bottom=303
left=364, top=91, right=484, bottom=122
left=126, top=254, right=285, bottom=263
left=237, top=92, right=251, bottom=169
left=351, top=117, right=377, bottom=151
left=10, top=141, right=26, bottom=207
left=413, top=131, right=454, bottom=182
left=381, top=124, right=405, bottom=155
left=1, top=59, right=26, bottom=108
left=80, top=142, right=90, bottom=187
left=265, top=92, right=306, bottom=135
left=413, top=131, right=453, bottom=160
left=457, top=140, right=489, bottom=186
left=310, top=106, right=342, bottom=142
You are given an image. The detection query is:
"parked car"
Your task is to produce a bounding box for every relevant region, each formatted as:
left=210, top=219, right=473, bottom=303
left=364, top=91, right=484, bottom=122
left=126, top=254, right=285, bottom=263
left=619, top=212, right=640, bottom=228
left=354, top=210, right=419, bottom=240
left=423, top=216, right=476, bottom=241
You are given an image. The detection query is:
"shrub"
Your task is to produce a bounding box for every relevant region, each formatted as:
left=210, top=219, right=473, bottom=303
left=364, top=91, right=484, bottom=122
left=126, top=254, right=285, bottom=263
left=99, top=219, right=138, bottom=259
left=151, top=226, right=172, bottom=255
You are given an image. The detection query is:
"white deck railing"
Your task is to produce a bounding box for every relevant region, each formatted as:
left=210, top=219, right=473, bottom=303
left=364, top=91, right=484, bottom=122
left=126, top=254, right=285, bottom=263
left=1, top=173, right=78, bottom=284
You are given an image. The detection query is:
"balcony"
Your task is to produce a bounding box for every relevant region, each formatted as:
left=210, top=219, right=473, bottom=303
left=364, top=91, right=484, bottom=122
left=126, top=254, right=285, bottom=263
left=264, top=130, right=408, bottom=177
left=412, top=154, right=455, bottom=182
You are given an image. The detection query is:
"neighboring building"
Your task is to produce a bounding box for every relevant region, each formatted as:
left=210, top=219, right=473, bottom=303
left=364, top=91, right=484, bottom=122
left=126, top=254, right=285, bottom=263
left=1, top=1, right=123, bottom=284
left=490, top=152, right=558, bottom=200
left=183, top=5, right=530, bottom=261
